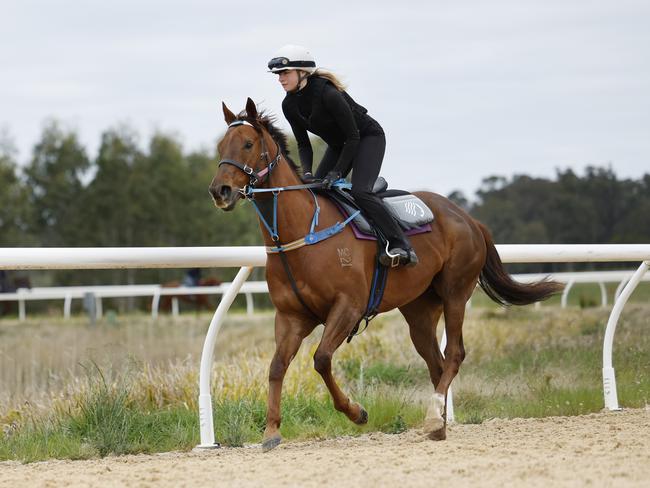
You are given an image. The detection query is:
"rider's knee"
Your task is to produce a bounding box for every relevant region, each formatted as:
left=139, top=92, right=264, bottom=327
left=350, top=187, right=373, bottom=201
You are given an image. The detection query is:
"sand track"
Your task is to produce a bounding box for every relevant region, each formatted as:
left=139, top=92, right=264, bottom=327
left=2, top=408, right=649, bottom=488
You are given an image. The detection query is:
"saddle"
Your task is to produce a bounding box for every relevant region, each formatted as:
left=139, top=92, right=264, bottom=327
left=324, top=177, right=434, bottom=240
left=317, top=177, right=433, bottom=342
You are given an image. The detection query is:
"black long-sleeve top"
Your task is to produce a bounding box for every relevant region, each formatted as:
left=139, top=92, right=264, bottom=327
left=281, top=76, right=383, bottom=176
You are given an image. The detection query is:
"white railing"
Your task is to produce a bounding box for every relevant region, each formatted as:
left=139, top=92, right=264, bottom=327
left=505, top=270, right=650, bottom=308
left=1, top=244, right=649, bottom=448
left=0, top=282, right=270, bottom=321
left=4, top=270, right=647, bottom=321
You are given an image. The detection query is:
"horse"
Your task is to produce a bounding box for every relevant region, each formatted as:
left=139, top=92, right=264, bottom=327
left=159, top=277, right=222, bottom=313
left=208, top=98, right=562, bottom=451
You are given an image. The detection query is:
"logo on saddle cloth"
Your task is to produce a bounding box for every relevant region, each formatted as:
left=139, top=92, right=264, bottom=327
left=334, top=193, right=434, bottom=241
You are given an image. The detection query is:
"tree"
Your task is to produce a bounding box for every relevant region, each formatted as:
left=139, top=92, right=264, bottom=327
left=23, top=120, right=90, bottom=246
left=0, top=129, right=33, bottom=245
left=78, top=124, right=143, bottom=247
left=447, top=190, right=469, bottom=211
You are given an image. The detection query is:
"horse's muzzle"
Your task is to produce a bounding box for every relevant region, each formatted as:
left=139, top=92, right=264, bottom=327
left=208, top=184, right=240, bottom=211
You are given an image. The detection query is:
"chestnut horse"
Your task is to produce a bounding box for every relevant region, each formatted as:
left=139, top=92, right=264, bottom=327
left=209, top=98, right=561, bottom=450
left=160, top=277, right=222, bottom=313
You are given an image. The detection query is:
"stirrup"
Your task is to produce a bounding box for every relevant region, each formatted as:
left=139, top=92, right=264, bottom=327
left=384, top=242, right=402, bottom=268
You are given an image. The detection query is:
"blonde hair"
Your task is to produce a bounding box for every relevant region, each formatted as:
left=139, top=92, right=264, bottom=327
left=310, top=68, right=347, bottom=91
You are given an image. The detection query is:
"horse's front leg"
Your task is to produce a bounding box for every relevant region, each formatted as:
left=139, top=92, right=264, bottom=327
left=262, top=311, right=314, bottom=452
left=313, top=297, right=368, bottom=425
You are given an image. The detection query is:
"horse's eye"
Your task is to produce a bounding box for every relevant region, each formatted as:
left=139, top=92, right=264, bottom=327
left=244, top=141, right=253, bottom=149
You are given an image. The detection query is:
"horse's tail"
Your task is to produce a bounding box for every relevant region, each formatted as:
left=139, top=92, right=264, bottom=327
left=476, top=222, right=563, bottom=306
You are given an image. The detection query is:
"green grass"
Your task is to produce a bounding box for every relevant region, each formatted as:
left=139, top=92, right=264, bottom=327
left=0, top=382, right=424, bottom=461
left=452, top=308, right=650, bottom=423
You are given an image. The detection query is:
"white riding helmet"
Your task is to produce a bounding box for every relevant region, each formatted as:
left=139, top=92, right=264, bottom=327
left=267, top=45, right=317, bottom=74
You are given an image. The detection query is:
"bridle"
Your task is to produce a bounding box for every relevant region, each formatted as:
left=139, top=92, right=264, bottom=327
left=217, top=120, right=281, bottom=193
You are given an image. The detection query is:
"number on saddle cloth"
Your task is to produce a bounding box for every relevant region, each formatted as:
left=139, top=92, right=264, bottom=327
left=327, top=177, right=434, bottom=241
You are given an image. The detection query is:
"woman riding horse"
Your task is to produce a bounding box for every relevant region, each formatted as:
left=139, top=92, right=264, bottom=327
left=209, top=97, right=561, bottom=451
left=268, top=44, right=418, bottom=267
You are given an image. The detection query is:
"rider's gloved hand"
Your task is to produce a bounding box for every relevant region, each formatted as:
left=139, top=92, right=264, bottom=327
left=301, top=171, right=316, bottom=183
left=322, top=171, right=341, bottom=190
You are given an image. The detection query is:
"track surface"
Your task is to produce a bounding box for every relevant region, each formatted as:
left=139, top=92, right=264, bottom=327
left=1, top=409, right=649, bottom=487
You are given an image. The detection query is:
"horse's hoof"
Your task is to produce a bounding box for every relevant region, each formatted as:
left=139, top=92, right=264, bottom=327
left=422, top=416, right=445, bottom=432
left=354, top=407, right=369, bottom=425
left=427, top=427, right=446, bottom=441
left=261, top=434, right=282, bottom=452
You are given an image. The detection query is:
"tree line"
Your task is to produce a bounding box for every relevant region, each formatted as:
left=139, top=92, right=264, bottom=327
left=449, top=168, right=650, bottom=246
left=1, top=120, right=648, bottom=284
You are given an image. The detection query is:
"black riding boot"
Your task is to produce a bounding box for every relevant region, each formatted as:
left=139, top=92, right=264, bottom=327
left=351, top=189, right=418, bottom=268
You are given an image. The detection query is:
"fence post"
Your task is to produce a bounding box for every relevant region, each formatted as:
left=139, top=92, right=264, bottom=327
left=95, top=296, right=102, bottom=321
left=64, top=293, right=72, bottom=319
left=614, top=278, right=629, bottom=302
left=151, top=289, right=160, bottom=320
left=83, top=292, right=97, bottom=327
left=599, top=282, right=607, bottom=307
left=561, top=279, right=574, bottom=308
left=245, top=293, right=254, bottom=316
left=196, top=266, right=254, bottom=449
left=602, top=261, right=649, bottom=410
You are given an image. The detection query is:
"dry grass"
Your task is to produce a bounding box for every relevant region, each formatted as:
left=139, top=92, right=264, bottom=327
left=1, top=304, right=648, bottom=432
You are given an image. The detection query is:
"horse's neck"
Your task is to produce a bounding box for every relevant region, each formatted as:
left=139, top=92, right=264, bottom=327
left=256, top=157, right=316, bottom=246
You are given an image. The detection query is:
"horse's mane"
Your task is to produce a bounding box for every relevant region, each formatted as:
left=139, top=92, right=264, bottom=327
left=236, top=110, right=300, bottom=173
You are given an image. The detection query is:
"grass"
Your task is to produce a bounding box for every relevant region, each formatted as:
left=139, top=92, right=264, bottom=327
left=0, top=384, right=422, bottom=460
left=1, top=302, right=649, bottom=462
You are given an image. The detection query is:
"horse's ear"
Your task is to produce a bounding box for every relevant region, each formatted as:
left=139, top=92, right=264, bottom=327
left=245, top=97, right=258, bottom=119
left=222, top=102, right=237, bottom=125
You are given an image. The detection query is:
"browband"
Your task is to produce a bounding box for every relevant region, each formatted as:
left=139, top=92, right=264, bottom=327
left=228, top=120, right=254, bottom=128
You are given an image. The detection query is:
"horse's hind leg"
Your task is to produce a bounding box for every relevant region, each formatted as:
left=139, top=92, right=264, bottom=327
left=313, top=298, right=367, bottom=424
left=399, top=291, right=445, bottom=384
left=399, top=291, right=447, bottom=439
left=262, top=311, right=315, bottom=451
left=423, top=295, right=469, bottom=438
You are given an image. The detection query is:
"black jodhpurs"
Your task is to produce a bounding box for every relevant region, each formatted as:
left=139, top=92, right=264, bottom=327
left=315, top=134, right=411, bottom=249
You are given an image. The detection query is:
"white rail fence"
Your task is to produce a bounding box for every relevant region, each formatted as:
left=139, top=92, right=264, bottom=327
left=3, top=270, right=649, bottom=321
left=0, top=282, right=270, bottom=321
left=1, top=244, right=649, bottom=449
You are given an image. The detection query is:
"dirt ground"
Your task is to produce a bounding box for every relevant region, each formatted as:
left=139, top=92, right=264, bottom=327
left=1, top=408, right=649, bottom=488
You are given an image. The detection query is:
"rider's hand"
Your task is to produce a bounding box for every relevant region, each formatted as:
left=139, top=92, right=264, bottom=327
left=322, top=171, right=341, bottom=190
left=301, top=171, right=316, bottom=183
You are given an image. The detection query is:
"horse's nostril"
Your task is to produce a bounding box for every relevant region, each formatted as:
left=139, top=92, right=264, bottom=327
left=219, top=185, right=232, bottom=200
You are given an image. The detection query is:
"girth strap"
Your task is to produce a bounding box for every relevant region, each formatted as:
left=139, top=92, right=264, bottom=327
left=347, top=234, right=391, bottom=342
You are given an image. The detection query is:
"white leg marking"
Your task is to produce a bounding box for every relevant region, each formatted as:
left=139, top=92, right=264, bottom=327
left=423, top=392, right=445, bottom=432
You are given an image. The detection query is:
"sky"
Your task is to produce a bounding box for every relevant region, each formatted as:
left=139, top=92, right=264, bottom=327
left=1, top=0, right=649, bottom=198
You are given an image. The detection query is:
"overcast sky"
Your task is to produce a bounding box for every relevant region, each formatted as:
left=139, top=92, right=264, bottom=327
left=2, top=0, right=649, bottom=198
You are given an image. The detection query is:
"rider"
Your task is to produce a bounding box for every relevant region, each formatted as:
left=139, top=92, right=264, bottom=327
left=0, top=270, right=8, bottom=293
left=268, top=45, right=418, bottom=267
left=183, top=268, right=202, bottom=287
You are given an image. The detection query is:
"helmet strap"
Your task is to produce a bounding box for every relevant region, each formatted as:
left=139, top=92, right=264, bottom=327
left=288, top=71, right=309, bottom=94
